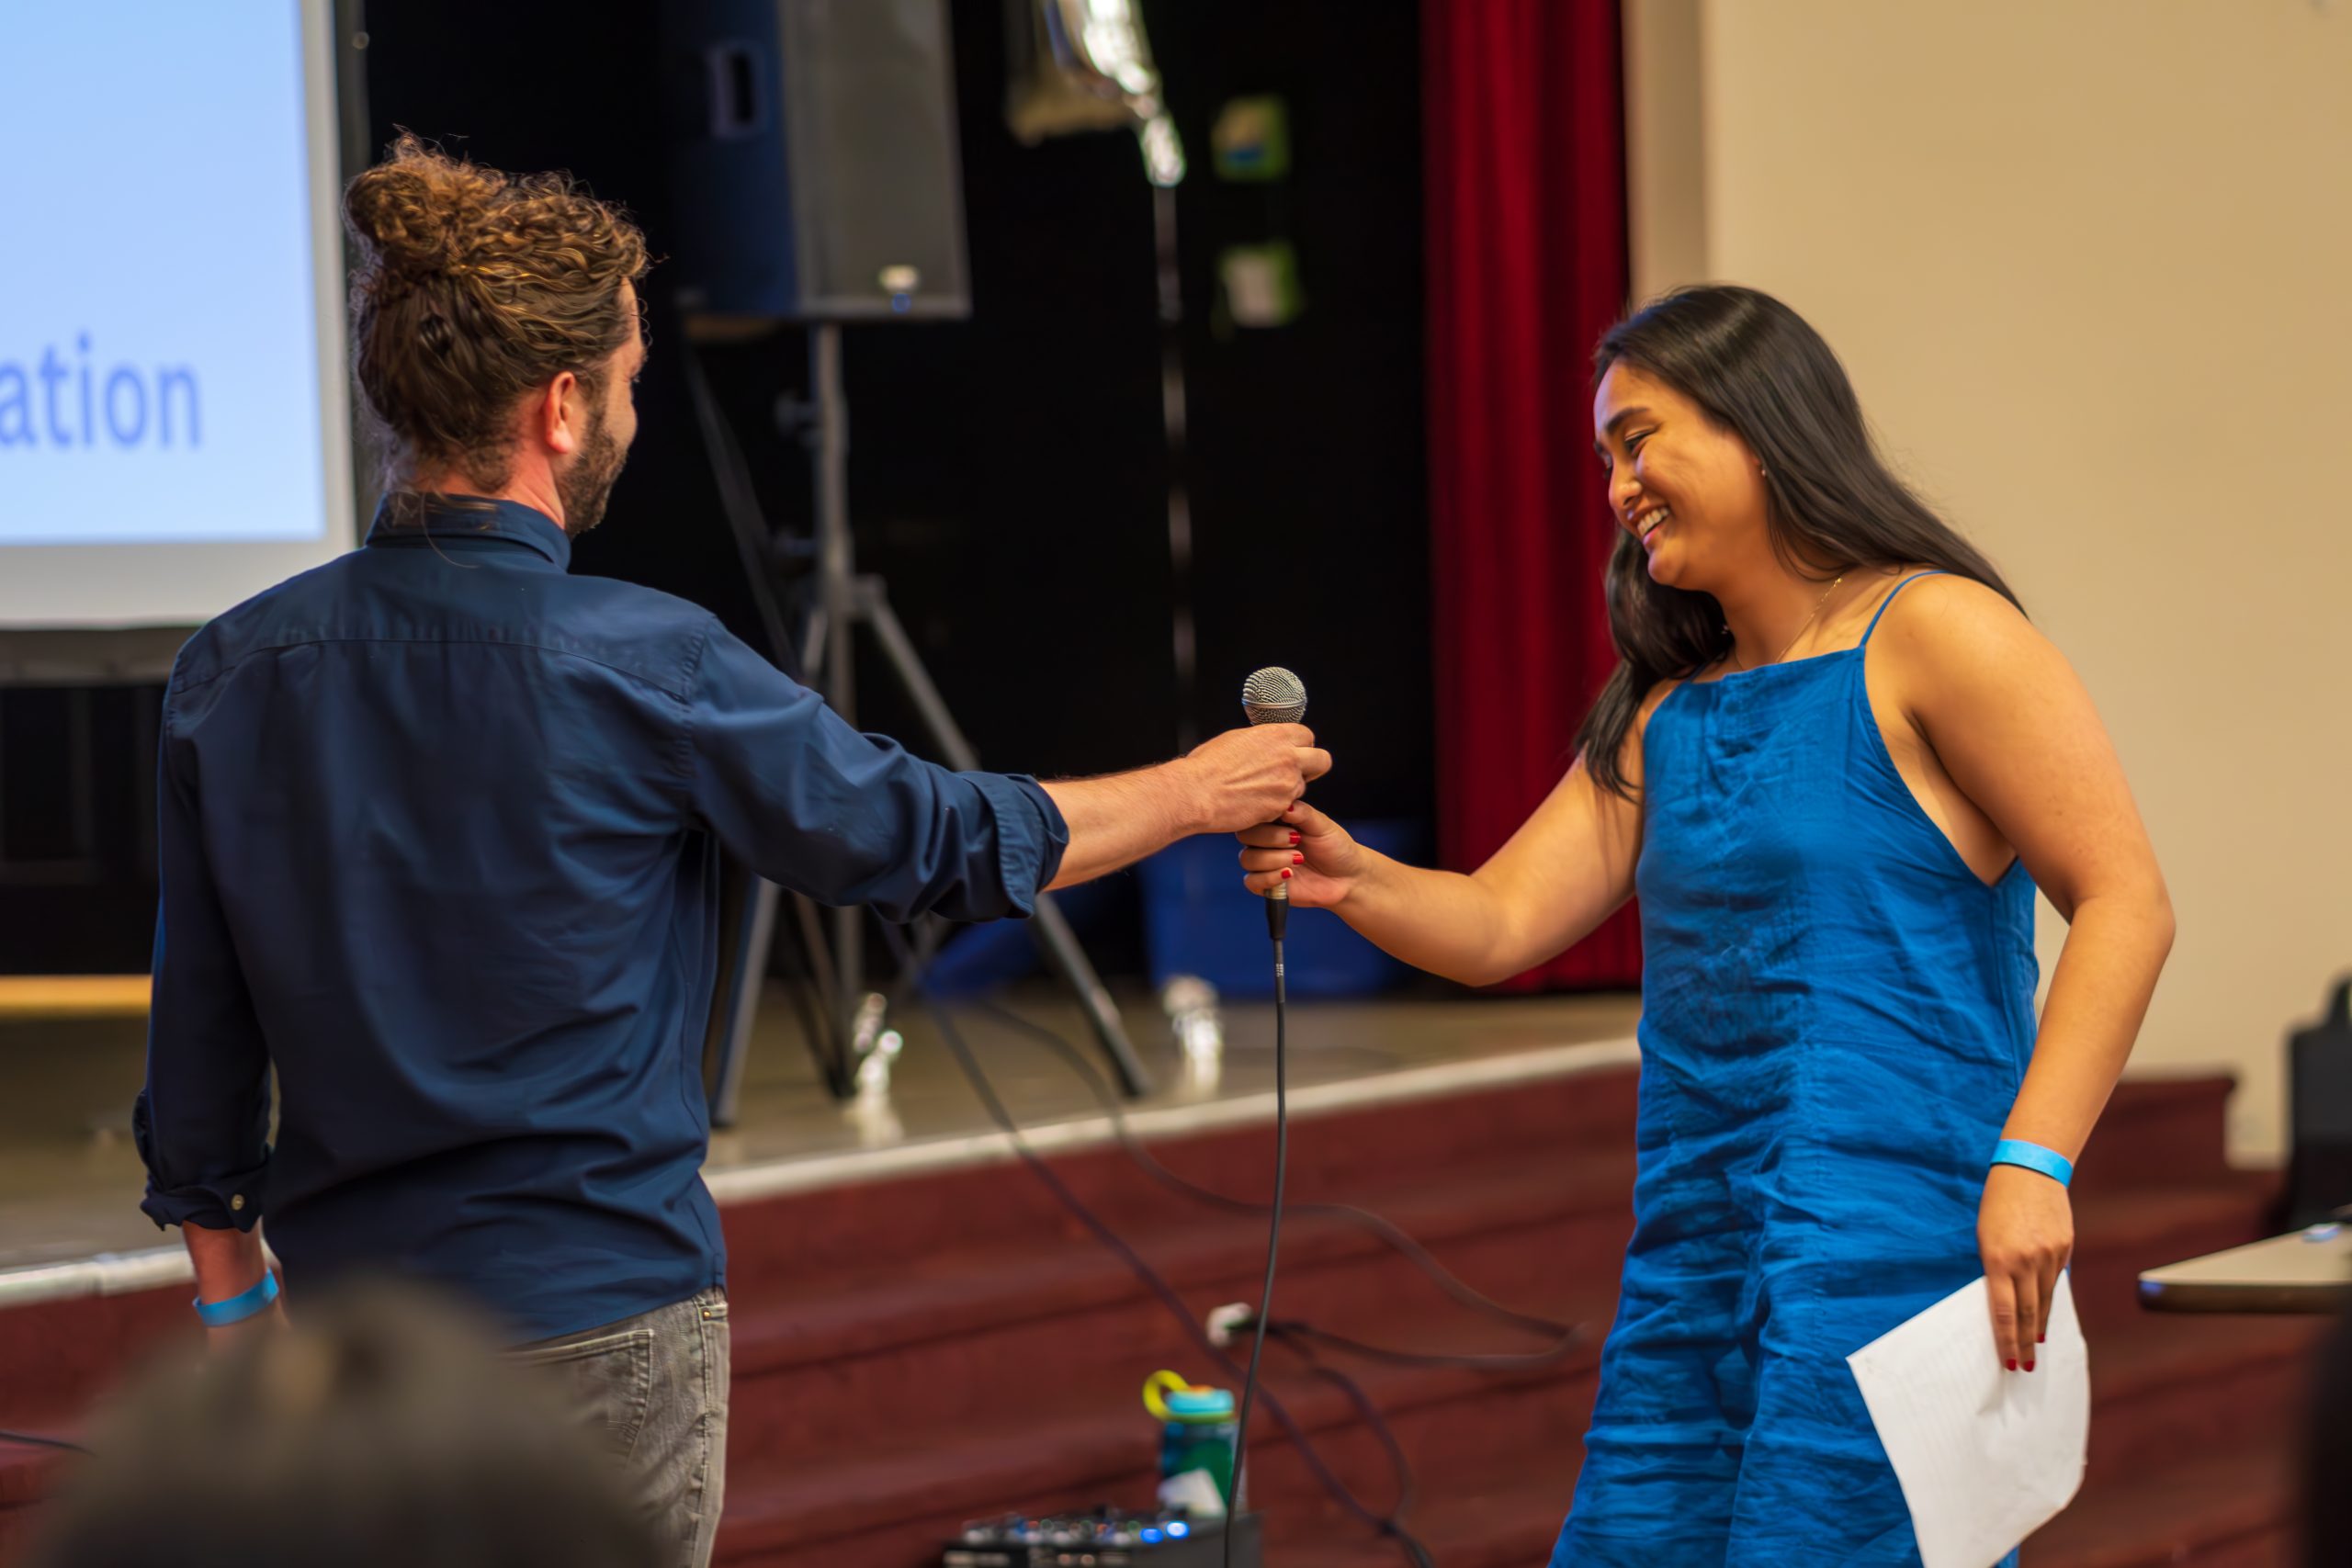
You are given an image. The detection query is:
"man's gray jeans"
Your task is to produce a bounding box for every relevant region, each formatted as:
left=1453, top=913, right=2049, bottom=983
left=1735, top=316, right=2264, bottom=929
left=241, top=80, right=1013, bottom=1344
left=511, top=1288, right=730, bottom=1568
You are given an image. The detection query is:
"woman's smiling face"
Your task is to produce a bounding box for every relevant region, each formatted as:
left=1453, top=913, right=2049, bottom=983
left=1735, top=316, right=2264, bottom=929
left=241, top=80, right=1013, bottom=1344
left=1592, top=361, right=1773, bottom=592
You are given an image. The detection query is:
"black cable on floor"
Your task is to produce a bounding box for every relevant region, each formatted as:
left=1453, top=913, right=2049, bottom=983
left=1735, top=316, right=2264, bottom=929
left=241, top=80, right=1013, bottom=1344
left=0, top=1429, right=90, bottom=1455
left=875, top=919, right=1435, bottom=1568
left=972, top=998, right=1586, bottom=1365
left=1263, top=1325, right=1416, bottom=1524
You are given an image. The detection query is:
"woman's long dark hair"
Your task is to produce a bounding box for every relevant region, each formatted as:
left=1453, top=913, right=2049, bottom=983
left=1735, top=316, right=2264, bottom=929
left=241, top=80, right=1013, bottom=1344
left=1575, top=286, right=2021, bottom=798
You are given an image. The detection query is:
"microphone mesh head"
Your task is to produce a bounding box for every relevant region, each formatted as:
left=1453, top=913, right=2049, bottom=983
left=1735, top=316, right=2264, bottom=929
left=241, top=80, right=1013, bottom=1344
left=1240, top=666, right=1307, bottom=726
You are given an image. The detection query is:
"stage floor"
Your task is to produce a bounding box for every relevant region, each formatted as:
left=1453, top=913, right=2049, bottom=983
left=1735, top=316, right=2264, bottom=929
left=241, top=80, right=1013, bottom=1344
left=0, top=980, right=1642, bottom=1287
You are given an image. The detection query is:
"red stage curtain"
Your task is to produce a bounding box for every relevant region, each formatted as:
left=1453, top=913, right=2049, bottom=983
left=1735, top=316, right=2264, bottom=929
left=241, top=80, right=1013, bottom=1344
left=1422, top=0, right=1639, bottom=989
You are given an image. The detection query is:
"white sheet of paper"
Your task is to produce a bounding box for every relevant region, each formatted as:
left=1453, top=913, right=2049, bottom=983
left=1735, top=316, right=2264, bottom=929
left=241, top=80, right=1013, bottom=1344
left=1846, top=1272, right=2088, bottom=1568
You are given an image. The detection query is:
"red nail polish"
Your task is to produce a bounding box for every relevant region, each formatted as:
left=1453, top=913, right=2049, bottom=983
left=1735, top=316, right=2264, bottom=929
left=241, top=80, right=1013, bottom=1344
left=1289, top=833, right=1301, bottom=845
left=2037, top=1333, right=2046, bottom=1344
left=1281, top=868, right=1293, bottom=880
left=2005, top=1359, right=2018, bottom=1371
left=2023, top=1360, right=2035, bottom=1372
left=1293, top=852, right=1306, bottom=864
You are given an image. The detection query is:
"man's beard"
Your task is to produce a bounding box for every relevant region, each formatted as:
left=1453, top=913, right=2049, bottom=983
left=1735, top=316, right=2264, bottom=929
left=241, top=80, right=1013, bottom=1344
left=556, top=408, right=628, bottom=536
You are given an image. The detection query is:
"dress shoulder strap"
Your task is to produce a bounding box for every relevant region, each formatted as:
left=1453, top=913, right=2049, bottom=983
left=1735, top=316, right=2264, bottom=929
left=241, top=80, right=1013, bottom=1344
left=1860, top=570, right=1946, bottom=647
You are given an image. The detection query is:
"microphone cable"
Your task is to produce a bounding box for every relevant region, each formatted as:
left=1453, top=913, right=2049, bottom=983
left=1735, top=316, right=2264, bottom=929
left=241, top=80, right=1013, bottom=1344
left=1222, top=896, right=1289, bottom=1568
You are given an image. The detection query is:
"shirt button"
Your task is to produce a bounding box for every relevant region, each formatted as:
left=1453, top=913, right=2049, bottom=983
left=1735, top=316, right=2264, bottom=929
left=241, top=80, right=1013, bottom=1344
left=231, top=1195, right=245, bottom=1212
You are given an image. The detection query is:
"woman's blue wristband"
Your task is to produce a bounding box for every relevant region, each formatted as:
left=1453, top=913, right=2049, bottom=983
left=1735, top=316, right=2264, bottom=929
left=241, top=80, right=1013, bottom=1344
left=193, top=1269, right=279, bottom=1327
left=1991, top=1138, right=2074, bottom=1188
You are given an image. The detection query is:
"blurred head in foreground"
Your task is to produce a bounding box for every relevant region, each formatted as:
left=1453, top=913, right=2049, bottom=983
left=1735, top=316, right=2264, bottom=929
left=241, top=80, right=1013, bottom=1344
left=28, top=1281, right=659, bottom=1568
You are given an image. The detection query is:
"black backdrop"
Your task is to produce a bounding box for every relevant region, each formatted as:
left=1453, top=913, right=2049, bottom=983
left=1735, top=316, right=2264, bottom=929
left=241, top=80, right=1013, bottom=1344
left=0, top=0, right=1430, bottom=977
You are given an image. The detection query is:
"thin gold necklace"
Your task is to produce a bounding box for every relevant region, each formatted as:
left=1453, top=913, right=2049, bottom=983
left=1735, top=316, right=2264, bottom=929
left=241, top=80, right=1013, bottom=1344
left=1729, top=573, right=1845, bottom=672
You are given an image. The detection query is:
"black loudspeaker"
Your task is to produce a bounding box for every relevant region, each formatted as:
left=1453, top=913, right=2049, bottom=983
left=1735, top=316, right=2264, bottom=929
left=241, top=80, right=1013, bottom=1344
left=664, top=0, right=971, bottom=321
left=2288, top=976, right=2352, bottom=1229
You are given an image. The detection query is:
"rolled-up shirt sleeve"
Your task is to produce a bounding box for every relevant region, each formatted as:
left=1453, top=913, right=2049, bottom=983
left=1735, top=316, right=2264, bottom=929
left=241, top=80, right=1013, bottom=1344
left=137, top=694, right=274, bottom=1232
left=684, top=622, right=1069, bottom=921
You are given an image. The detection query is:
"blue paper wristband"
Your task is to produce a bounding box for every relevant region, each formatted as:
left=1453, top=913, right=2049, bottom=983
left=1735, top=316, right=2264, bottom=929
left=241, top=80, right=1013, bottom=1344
left=1990, top=1138, right=2074, bottom=1188
left=193, top=1269, right=279, bottom=1327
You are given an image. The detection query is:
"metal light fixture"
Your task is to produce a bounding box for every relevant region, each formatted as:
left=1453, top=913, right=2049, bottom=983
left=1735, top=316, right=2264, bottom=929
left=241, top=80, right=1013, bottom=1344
left=1006, top=0, right=1186, bottom=186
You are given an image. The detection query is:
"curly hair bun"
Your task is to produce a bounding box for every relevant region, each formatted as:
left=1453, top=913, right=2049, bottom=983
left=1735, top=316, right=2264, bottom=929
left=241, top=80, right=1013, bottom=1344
left=343, top=132, right=506, bottom=282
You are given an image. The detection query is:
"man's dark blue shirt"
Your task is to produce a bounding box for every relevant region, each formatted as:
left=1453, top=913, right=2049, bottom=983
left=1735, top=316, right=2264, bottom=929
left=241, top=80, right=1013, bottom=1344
left=136, top=499, right=1067, bottom=1340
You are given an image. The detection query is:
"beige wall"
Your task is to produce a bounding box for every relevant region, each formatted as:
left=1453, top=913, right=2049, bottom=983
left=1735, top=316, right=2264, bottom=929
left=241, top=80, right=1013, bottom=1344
left=1624, top=0, right=2352, bottom=1160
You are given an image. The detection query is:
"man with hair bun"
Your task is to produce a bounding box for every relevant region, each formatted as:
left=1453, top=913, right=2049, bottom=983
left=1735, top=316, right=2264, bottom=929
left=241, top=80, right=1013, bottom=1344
left=133, top=136, right=1329, bottom=1568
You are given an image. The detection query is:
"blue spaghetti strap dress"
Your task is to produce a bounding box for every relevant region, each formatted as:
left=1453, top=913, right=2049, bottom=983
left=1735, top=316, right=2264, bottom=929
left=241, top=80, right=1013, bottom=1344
left=1550, top=572, right=2041, bottom=1566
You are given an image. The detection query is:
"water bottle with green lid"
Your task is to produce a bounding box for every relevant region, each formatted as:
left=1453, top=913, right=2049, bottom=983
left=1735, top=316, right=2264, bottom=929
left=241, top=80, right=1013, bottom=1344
left=1142, top=1370, right=1240, bottom=1517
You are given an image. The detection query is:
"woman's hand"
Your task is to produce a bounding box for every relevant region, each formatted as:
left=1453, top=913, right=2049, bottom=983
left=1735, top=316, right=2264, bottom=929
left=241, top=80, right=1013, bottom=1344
left=1236, top=800, right=1368, bottom=909
left=1978, top=1163, right=2074, bottom=1371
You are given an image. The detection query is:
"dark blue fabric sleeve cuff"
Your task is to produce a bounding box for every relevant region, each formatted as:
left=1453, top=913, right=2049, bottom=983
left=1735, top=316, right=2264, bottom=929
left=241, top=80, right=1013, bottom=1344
left=965, top=772, right=1069, bottom=915
left=133, top=1091, right=269, bottom=1232
left=139, top=1185, right=265, bottom=1233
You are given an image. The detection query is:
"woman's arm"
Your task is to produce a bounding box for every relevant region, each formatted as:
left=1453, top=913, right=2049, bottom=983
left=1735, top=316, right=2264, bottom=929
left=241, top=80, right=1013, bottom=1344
left=1239, top=691, right=1661, bottom=987
left=1883, top=575, right=2176, bottom=1369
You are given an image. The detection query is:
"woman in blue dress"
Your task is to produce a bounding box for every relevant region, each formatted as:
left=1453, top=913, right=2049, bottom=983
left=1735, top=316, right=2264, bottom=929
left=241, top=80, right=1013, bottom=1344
left=1236, top=286, right=2175, bottom=1564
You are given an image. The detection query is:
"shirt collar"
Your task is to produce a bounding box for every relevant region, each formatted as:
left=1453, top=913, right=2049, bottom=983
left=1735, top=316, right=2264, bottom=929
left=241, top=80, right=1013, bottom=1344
left=364, top=495, right=574, bottom=570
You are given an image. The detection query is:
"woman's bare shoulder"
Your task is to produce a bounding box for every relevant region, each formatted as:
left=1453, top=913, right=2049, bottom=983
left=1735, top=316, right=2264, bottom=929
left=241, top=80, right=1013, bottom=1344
left=1877, top=569, right=2036, bottom=648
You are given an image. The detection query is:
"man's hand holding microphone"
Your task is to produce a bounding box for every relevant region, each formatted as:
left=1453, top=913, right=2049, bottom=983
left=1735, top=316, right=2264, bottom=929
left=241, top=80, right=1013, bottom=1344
left=1037, top=716, right=1329, bottom=893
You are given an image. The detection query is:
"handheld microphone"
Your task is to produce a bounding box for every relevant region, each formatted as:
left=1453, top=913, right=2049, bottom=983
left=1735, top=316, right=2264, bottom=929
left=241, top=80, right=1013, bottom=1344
left=1240, top=667, right=1307, bottom=939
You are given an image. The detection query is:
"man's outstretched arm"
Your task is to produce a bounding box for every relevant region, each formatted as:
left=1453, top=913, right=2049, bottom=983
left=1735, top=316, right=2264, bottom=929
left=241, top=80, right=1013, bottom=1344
left=685, top=623, right=1329, bottom=916
left=1039, top=724, right=1329, bottom=890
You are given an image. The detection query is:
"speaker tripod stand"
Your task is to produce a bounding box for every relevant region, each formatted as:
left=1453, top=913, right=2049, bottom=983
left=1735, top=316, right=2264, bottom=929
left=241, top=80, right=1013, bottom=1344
left=690, top=323, right=1151, bottom=1119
